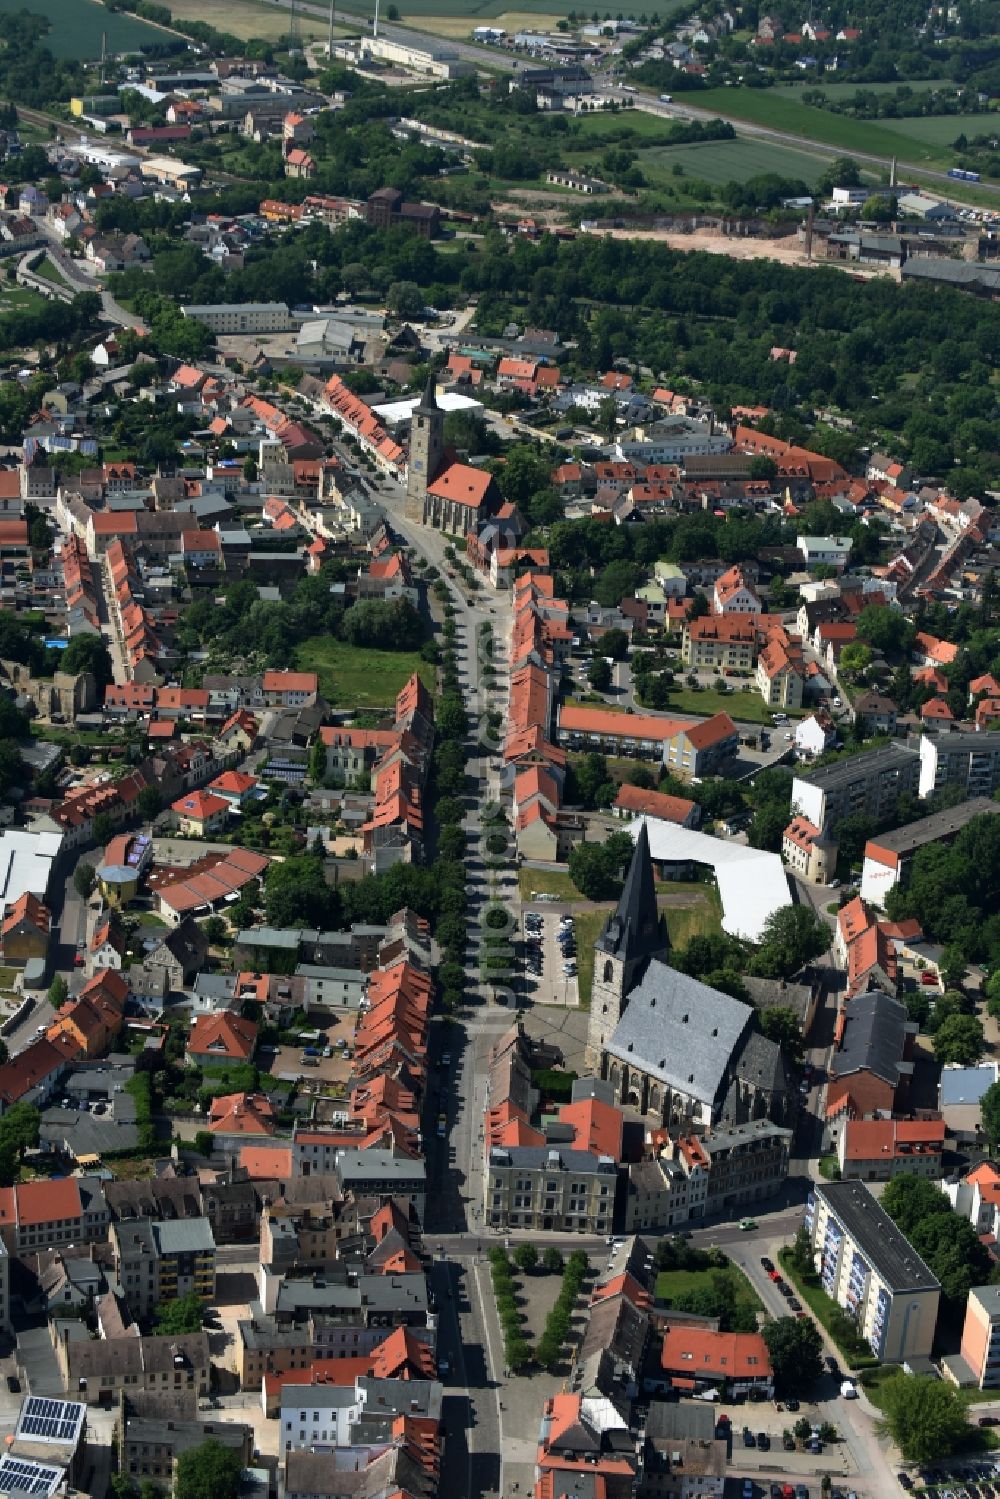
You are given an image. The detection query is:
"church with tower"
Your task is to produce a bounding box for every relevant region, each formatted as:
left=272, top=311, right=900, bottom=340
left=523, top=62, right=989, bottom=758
left=405, top=374, right=502, bottom=536
left=586, top=824, right=790, bottom=1131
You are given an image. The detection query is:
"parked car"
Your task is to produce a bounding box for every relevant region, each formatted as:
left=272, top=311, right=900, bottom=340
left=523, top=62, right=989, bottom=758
left=761, top=1257, right=774, bottom=1273
left=742, top=1428, right=756, bottom=1448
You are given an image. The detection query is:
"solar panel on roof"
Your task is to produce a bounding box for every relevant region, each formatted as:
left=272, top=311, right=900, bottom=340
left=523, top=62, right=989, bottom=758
left=0, top=1456, right=62, bottom=1494
left=17, top=1397, right=83, bottom=1445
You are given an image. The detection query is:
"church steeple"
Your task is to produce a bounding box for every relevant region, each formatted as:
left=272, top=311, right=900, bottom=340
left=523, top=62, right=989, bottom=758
left=418, top=368, right=438, bottom=412
left=586, top=822, right=669, bottom=1069
left=598, top=822, right=667, bottom=965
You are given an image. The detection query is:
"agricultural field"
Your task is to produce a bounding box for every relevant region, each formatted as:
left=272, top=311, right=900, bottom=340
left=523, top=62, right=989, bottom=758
left=285, top=0, right=689, bottom=21
left=773, top=78, right=955, bottom=100
left=0, top=0, right=170, bottom=57
left=638, top=136, right=834, bottom=187
left=692, top=86, right=964, bottom=167
left=166, top=0, right=330, bottom=43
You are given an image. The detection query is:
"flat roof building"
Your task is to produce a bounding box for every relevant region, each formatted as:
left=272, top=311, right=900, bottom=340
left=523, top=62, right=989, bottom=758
left=807, top=1180, right=940, bottom=1362
left=181, top=302, right=292, bottom=334
left=792, top=743, right=920, bottom=835
left=918, top=725, right=1000, bottom=801
left=861, top=796, right=1000, bottom=905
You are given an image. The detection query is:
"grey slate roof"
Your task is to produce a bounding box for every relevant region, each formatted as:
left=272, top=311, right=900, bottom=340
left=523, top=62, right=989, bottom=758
left=606, top=959, right=753, bottom=1107
left=829, top=989, right=909, bottom=1086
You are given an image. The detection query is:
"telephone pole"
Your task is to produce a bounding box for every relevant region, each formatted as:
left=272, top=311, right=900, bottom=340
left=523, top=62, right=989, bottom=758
left=328, top=0, right=335, bottom=56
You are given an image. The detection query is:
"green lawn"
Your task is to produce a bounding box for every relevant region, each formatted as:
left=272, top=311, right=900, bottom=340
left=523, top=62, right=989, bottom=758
left=660, top=883, right=722, bottom=947
left=656, top=1261, right=762, bottom=1315
left=778, top=1249, right=878, bottom=1370
left=294, top=637, right=435, bottom=710
left=572, top=907, right=605, bottom=1009
left=519, top=868, right=579, bottom=901
left=32, top=256, right=69, bottom=287
left=667, top=686, right=798, bottom=724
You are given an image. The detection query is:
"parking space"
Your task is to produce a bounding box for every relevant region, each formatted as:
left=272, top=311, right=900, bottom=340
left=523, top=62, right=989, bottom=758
left=521, top=908, right=579, bottom=1008
left=261, top=1017, right=356, bottom=1088
left=908, top=1457, right=1000, bottom=1499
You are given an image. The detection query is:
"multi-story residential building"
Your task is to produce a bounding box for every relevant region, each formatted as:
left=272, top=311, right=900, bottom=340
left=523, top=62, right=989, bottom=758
left=756, top=637, right=804, bottom=710
left=624, top=1121, right=791, bottom=1232
left=181, top=302, right=293, bottom=333
left=333, top=1149, right=426, bottom=1226
left=806, top=1180, right=940, bottom=1361
left=958, top=1285, right=1000, bottom=1389
left=486, top=1145, right=617, bottom=1234
left=111, top=1218, right=216, bottom=1321
left=0, top=1176, right=109, bottom=1255
left=681, top=616, right=758, bottom=671
left=712, top=565, right=761, bottom=615
left=661, top=714, right=738, bottom=780
left=860, top=797, right=1000, bottom=906
left=918, top=724, right=1000, bottom=800
left=825, top=989, right=916, bottom=1136
left=279, top=1374, right=441, bottom=1455
left=792, top=743, right=920, bottom=834
left=836, top=1117, right=945, bottom=1182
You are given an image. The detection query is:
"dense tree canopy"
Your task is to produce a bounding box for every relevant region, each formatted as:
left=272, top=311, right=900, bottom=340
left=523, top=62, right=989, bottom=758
left=876, top=1375, right=969, bottom=1464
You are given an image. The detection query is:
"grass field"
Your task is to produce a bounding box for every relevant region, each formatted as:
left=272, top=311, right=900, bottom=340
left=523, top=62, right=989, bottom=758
left=655, top=1262, right=762, bottom=1316
left=660, top=883, right=722, bottom=947
left=519, top=868, right=578, bottom=900
left=33, top=257, right=69, bottom=287
left=0, top=286, right=48, bottom=313
left=167, top=0, right=330, bottom=42
left=0, top=0, right=170, bottom=57
left=294, top=636, right=434, bottom=709
left=640, top=137, right=834, bottom=187
left=666, top=685, right=797, bottom=724
left=572, top=907, right=603, bottom=1008
left=773, top=78, right=956, bottom=100
left=693, top=87, right=962, bottom=167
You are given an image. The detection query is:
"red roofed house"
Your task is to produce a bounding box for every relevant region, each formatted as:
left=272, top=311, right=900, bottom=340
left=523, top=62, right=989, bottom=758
left=836, top=1116, right=945, bottom=1182
left=659, top=1326, right=774, bottom=1398
left=208, top=769, right=259, bottom=810
left=1, top=893, right=50, bottom=965
left=171, top=789, right=230, bottom=837
left=209, top=1091, right=275, bottom=1139
left=187, top=1012, right=258, bottom=1069
left=613, top=783, right=699, bottom=829
left=913, top=631, right=958, bottom=669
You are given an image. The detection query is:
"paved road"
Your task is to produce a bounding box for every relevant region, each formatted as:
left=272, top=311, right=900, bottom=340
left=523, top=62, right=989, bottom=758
left=262, top=0, right=518, bottom=73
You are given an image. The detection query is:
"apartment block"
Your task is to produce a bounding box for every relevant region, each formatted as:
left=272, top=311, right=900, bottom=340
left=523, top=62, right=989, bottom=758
left=806, top=1181, right=939, bottom=1361
left=111, top=1217, right=216, bottom=1321
left=792, top=743, right=920, bottom=834
left=918, top=725, right=1000, bottom=800
left=861, top=797, right=1000, bottom=906
left=958, top=1285, right=1000, bottom=1389
left=486, top=1145, right=617, bottom=1234
left=681, top=616, right=758, bottom=671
